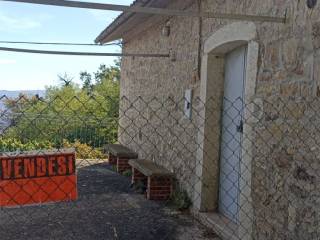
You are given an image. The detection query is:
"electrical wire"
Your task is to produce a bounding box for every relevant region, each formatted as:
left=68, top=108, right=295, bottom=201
left=0, top=46, right=170, bottom=58
left=0, top=40, right=122, bottom=46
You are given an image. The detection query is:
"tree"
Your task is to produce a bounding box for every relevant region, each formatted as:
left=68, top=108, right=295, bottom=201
left=94, top=59, right=121, bottom=84
left=58, top=73, right=74, bottom=87
left=4, top=61, right=121, bottom=148
left=80, top=71, right=93, bottom=94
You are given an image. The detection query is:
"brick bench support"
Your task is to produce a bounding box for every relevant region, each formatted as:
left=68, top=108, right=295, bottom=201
left=117, top=157, right=132, bottom=173
left=132, top=168, right=147, bottom=184
left=108, top=153, right=117, bottom=165
left=103, top=144, right=138, bottom=173
left=129, top=159, right=174, bottom=201
left=147, top=176, right=173, bottom=200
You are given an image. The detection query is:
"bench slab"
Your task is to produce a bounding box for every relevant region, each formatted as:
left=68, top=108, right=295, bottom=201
left=128, top=159, right=174, bottom=177
left=104, top=144, right=138, bottom=159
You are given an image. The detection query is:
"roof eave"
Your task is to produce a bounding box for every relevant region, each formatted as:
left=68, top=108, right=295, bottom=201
left=95, top=0, right=154, bottom=44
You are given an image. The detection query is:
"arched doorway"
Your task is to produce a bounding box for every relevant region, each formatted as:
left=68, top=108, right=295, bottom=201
left=194, top=22, right=259, bottom=240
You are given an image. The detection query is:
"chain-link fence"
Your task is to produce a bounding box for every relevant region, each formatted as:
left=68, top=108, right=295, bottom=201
left=0, top=94, right=319, bottom=240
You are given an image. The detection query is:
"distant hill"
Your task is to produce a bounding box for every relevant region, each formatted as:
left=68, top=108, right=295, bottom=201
left=0, top=90, right=46, bottom=132
left=0, top=90, right=46, bottom=110
left=0, top=90, right=45, bottom=99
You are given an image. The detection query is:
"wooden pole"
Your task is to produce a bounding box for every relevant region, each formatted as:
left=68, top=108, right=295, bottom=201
left=1, top=0, right=287, bottom=23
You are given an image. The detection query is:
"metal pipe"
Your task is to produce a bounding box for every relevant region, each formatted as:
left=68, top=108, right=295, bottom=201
left=1, top=0, right=287, bottom=23
left=0, top=46, right=170, bottom=58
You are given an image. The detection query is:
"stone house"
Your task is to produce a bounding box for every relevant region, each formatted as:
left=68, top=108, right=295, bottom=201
left=95, top=1, right=320, bottom=239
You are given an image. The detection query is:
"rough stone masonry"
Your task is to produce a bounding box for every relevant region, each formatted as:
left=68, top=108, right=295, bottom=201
left=114, top=0, right=320, bottom=239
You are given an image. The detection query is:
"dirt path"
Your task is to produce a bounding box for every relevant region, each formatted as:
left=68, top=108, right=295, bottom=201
left=0, top=162, right=219, bottom=240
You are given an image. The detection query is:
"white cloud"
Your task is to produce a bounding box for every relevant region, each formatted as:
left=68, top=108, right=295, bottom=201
left=0, top=11, right=42, bottom=32
left=0, top=59, right=16, bottom=65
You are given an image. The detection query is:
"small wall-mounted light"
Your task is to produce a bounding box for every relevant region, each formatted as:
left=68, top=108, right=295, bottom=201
left=169, top=49, right=176, bottom=62
left=307, top=0, right=317, bottom=8
left=162, top=21, right=171, bottom=37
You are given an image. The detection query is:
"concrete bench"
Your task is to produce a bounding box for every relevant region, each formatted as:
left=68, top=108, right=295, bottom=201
left=104, top=144, right=138, bottom=173
left=128, top=159, right=174, bottom=201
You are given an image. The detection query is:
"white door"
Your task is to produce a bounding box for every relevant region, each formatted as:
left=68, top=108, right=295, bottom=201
left=218, top=46, right=247, bottom=223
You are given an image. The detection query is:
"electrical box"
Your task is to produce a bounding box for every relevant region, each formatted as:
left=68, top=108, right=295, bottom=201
left=184, top=89, right=192, bottom=120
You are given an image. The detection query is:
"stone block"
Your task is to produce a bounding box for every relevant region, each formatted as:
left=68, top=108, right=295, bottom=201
left=280, top=82, right=300, bottom=97
left=282, top=38, right=299, bottom=69
left=312, top=21, right=320, bottom=49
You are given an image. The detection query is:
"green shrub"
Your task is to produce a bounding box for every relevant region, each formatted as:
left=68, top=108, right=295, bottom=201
left=133, top=180, right=147, bottom=194
left=122, top=169, right=132, bottom=177
left=170, top=190, right=192, bottom=211
left=0, top=138, right=53, bottom=152
left=4, top=62, right=120, bottom=148
left=63, top=139, right=106, bottom=159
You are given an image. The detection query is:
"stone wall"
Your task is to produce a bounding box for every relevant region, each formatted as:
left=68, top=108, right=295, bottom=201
left=121, top=0, right=320, bottom=101
left=119, top=0, right=201, bottom=199
left=251, top=97, right=320, bottom=240
left=118, top=0, right=320, bottom=239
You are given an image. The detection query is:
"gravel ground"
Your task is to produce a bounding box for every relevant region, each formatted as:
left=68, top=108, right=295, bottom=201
left=0, top=162, right=220, bottom=240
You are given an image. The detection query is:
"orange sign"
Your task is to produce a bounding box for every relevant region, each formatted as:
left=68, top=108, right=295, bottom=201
left=0, top=149, right=77, bottom=207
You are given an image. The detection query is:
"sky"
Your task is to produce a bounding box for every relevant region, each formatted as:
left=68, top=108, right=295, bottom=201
left=0, top=0, right=134, bottom=90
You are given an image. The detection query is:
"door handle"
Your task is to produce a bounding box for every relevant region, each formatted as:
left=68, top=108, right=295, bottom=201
left=236, top=120, right=243, bottom=133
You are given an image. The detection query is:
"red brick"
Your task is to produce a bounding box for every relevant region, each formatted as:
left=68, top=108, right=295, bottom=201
left=132, top=167, right=147, bottom=184
left=108, top=154, right=117, bottom=165
left=116, top=157, right=132, bottom=173
left=147, top=176, right=172, bottom=200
